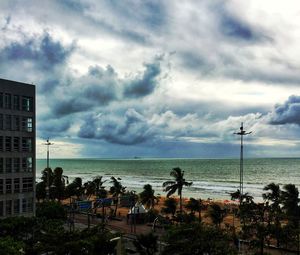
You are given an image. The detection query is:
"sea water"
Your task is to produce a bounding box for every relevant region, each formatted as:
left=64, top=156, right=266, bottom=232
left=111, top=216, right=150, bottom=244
left=36, top=158, right=300, bottom=201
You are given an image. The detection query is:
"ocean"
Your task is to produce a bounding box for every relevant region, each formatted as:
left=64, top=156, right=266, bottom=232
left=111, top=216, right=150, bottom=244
left=36, top=158, right=300, bottom=201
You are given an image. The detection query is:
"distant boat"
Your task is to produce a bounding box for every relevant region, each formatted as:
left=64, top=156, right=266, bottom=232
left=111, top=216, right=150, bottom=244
left=134, top=156, right=141, bottom=159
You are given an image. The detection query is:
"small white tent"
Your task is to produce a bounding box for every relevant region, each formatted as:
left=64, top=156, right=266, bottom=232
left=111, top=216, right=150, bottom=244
left=128, top=203, right=147, bottom=214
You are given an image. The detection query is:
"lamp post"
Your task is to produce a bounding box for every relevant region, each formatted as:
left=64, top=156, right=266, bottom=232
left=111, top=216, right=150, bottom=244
left=234, top=123, right=251, bottom=203
left=43, top=138, right=54, bottom=201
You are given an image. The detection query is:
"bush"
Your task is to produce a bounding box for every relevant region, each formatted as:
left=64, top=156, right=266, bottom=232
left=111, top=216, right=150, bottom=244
left=36, top=201, right=67, bottom=220
left=145, top=209, right=159, bottom=223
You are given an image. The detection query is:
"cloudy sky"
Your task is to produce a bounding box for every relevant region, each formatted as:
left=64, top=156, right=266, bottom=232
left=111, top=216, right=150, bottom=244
left=1, top=0, right=300, bottom=158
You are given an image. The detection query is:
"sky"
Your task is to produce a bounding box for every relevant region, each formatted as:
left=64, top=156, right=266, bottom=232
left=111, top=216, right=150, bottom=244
left=1, top=0, right=300, bottom=158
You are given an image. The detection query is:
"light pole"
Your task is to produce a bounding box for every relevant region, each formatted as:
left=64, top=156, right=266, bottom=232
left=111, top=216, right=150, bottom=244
left=234, top=123, right=251, bottom=203
left=43, top=138, right=54, bottom=201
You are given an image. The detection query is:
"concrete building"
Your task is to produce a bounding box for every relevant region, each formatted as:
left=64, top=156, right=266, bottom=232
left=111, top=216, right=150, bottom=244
left=0, top=78, right=35, bottom=217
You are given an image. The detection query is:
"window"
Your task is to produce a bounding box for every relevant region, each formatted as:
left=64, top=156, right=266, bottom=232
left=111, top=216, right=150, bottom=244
left=6, top=179, right=12, bottom=193
left=0, top=179, right=3, bottom=194
left=0, top=137, right=3, bottom=151
left=12, top=116, right=20, bottom=131
left=22, top=96, right=33, bottom=111
left=22, top=157, right=32, bottom=172
left=5, top=136, right=11, bottom=151
left=5, top=115, right=11, bottom=130
left=22, top=138, right=32, bottom=152
left=22, top=177, right=33, bottom=192
left=14, top=199, right=20, bottom=214
left=13, top=137, right=20, bottom=152
left=0, top=93, right=3, bottom=108
left=13, top=95, right=20, bottom=110
left=14, top=178, right=20, bottom=193
left=4, top=93, right=11, bottom=109
left=13, top=158, right=20, bottom=172
left=5, top=158, right=12, bottom=173
left=0, top=114, right=3, bottom=130
left=0, top=159, right=3, bottom=173
left=28, top=198, right=33, bottom=213
left=22, top=117, right=33, bottom=132
left=0, top=201, right=3, bottom=217
left=22, top=199, right=27, bottom=213
left=6, top=200, right=12, bottom=216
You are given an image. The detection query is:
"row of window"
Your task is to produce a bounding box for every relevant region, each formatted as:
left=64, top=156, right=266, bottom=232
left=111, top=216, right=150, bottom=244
left=0, top=115, right=33, bottom=132
left=0, top=177, right=33, bottom=194
left=0, top=93, right=33, bottom=112
left=0, top=197, right=34, bottom=216
left=0, top=137, right=33, bottom=152
left=0, top=157, right=33, bottom=173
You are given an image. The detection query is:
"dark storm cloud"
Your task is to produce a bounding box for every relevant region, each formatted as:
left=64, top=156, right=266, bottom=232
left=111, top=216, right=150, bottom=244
left=37, top=117, right=72, bottom=139
left=42, top=58, right=163, bottom=119
left=270, top=95, right=300, bottom=125
left=0, top=32, right=74, bottom=71
left=123, top=61, right=161, bottom=98
left=50, top=65, right=118, bottom=117
left=78, top=109, right=154, bottom=145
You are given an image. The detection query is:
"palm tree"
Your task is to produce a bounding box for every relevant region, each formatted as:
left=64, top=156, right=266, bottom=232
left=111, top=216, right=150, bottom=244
left=280, top=184, right=300, bottom=253
left=207, top=203, right=227, bottom=228
left=161, top=197, right=177, bottom=217
left=65, top=177, right=84, bottom=200
left=92, top=176, right=107, bottom=198
left=263, top=183, right=282, bottom=247
left=281, top=184, right=300, bottom=225
left=162, top=167, right=192, bottom=213
left=185, top=198, right=203, bottom=222
left=110, top=177, right=126, bottom=217
left=52, top=167, right=68, bottom=201
left=139, top=184, right=158, bottom=209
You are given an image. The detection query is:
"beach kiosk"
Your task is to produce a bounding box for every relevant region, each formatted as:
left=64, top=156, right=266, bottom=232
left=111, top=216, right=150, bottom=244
left=127, top=203, right=147, bottom=224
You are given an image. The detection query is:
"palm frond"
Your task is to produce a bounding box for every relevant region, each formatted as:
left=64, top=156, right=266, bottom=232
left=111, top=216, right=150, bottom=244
left=167, top=186, right=177, bottom=197
left=162, top=181, right=176, bottom=187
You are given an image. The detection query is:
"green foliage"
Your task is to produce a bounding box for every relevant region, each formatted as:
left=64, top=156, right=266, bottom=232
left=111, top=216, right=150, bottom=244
left=0, top=216, right=36, bottom=239
left=110, top=177, right=126, bottom=216
left=36, top=201, right=67, bottom=220
left=0, top=237, right=25, bottom=255
left=162, top=167, right=192, bottom=213
left=65, top=177, right=84, bottom=199
left=133, top=232, right=158, bottom=255
left=139, top=184, right=158, bottom=209
left=207, top=203, right=227, bottom=227
left=185, top=197, right=203, bottom=222
left=161, top=197, right=177, bottom=216
left=144, top=209, right=159, bottom=223
left=162, top=223, right=237, bottom=255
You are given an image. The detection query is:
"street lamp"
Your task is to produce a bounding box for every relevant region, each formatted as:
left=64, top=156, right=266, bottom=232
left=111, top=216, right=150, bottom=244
left=43, top=138, right=54, bottom=201
left=234, top=123, right=252, bottom=202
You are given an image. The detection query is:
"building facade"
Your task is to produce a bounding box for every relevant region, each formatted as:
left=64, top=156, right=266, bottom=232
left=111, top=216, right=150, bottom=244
left=0, top=78, right=35, bottom=217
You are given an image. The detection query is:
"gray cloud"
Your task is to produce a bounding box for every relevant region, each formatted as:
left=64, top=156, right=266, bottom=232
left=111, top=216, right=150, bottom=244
left=79, top=109, right=154, bottom=145
left=270, top=95, right=300, bottom=125
left=37, top=117, right=72, bottom=139
left=0, top=32, right=74, bottom=71
left=123, top=60, right=161, bottom=98
left=218, top=7, right=271, bottom=43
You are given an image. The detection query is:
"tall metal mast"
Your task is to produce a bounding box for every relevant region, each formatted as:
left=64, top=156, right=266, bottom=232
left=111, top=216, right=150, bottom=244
left=43, top=138, right=54, bottom=201
left=234, top=123, right=251, bottom=201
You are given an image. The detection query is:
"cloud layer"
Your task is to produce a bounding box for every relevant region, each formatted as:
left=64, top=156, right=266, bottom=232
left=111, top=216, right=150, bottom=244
left=1, top=0, right=300, bottom=158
